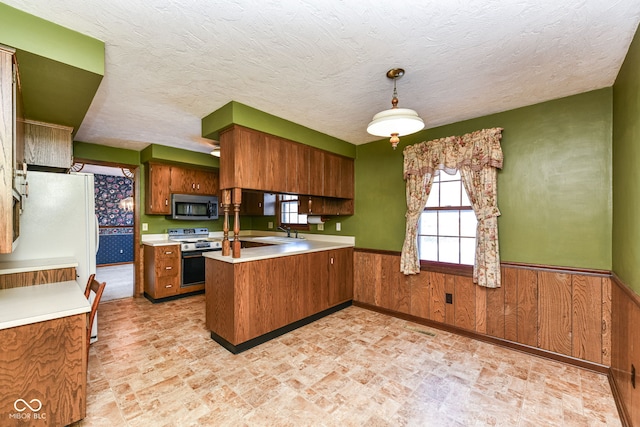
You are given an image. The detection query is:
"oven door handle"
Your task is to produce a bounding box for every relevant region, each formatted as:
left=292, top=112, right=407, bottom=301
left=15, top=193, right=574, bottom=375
left=182, top=252, right=205, bottom=258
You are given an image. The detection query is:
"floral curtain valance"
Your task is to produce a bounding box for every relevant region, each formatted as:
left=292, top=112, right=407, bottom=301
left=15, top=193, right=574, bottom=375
left=403, top=127, right=503, bottom=180
left=401, top=127, right=504, bottom=288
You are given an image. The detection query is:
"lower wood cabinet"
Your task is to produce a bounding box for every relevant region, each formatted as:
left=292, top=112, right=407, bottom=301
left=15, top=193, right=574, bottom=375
left=205, top=247, right=353, bottom=348
left=0, top=313, right=86, bottom=426
left=143, top=245, right=181, bottom=299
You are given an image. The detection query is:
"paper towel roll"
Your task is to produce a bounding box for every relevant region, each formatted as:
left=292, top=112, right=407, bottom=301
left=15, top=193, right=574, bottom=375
left=307, top=215, right=325, bottom=225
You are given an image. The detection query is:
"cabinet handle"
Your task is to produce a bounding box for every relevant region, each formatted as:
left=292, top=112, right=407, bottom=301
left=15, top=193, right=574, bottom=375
left=330, top=257, right=334, bottom=265
left=197, top=183, right=200, bottom=190
left=165, top=199, right=168, bottom=206
left=165, top=251, right=173, bottom=255
left=165, top=284, right=172, bottom=288
left=165, top=266, right=172, bottom=270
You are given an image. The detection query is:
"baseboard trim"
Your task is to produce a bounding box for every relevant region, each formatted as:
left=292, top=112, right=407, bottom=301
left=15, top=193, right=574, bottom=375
left=353, top=301, right=609, bottom=375
left=210, top=301, right=353, bottom=354
left=143, top=289, right=204, bottom=303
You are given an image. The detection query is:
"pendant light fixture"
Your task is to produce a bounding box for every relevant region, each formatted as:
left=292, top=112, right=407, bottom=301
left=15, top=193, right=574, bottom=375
left=367, top=68, right=424, bottom=149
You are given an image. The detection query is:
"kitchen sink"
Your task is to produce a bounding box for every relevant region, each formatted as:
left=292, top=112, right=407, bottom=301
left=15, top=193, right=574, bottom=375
left=252, top=236, right=301, bottom=244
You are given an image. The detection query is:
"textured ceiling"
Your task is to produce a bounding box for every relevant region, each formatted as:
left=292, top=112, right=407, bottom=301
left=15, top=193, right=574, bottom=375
left=4, top=0, right=640, bottom=154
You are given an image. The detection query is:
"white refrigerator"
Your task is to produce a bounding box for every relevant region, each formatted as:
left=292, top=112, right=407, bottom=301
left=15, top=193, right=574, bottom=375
left=2, top=171, right=98, bottom=285
left=0, top=171, right=98, bottom=336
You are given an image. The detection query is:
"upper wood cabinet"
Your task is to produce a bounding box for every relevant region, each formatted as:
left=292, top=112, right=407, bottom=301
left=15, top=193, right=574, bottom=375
left=298, top=195, right=354, bottom=216
left=145, top=162, right=220, bottom=215
left=145, top=162, right=172, bottom=215
left=219, top=125, right=354, bottom=200
left=23, top=119, right=73, bottom=170
left=239, top=191, right=276, bottom=216
left=170, top=165, right=218, bottom=196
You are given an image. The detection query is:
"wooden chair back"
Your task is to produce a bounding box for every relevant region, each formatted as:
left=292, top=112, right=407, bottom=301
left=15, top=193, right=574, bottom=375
left=86, top=278, right=106, bottom=358
left=84, top=273, right=96, bottom=299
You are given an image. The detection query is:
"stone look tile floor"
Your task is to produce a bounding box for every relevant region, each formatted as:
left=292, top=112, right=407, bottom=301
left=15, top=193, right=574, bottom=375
left=73, top=295, right=621, bottom=426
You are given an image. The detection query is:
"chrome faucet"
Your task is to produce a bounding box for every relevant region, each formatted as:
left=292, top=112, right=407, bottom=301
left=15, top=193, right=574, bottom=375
left=278, top=226, right=291, bottom=237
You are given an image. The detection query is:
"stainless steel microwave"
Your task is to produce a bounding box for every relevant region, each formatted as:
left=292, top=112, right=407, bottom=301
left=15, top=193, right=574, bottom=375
left=171, top=194, right=218, bottom=221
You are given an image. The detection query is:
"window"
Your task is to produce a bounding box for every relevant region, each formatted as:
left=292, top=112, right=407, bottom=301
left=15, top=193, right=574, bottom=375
left=418, top=170, right=477, bottom=265
left=279, top=194, right=308, bottom=228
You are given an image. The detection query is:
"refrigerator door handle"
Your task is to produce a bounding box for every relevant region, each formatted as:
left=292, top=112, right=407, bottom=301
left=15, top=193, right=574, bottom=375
left=95, top=215, right=100, bottom=254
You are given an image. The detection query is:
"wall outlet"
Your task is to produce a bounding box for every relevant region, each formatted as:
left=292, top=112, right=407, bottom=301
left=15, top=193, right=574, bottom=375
left=317, top=223, right=324, bottom=231
left=445, top=293, right=453, bottom=304
left=142, top=223, right=148, bottom=231
left=336, top=222, right=341, bottom=232
left=268, top=222, right=274, bottom=229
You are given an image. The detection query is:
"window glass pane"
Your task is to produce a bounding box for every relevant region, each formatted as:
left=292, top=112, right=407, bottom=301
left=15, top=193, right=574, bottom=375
left=438, top=211, right=459, bottom=236
left=419, top=236, right=437, bottom=261
left=419, top=211, right=437, bottom=235
left=440, top=181, right=461, bottom=207
left=438, top=237, right=459, bottom=263
left=460, top=210, right=477, bottom=237
left=461, top=184, right=471, bottom=206
left=439, top=170, right=458, bottom=181
left=460, top=237, right=476, bottom=265
left=426, top=182, right=439, bottom=207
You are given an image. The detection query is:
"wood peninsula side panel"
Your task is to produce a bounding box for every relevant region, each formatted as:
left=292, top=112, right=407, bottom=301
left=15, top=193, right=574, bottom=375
left=0, top=313, right=86, bottom=426
left=206, top=248, right=353, bottom=348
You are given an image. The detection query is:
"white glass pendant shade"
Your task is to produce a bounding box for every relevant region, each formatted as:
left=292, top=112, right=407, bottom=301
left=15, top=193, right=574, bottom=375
left=367, top=108, right=425, bottom=137
left=367, top=68, right=425, bottom=149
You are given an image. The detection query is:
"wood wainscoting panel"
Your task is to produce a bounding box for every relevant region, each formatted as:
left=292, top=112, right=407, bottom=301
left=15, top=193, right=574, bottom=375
left=352, top=250, right=613, bottom=369
left=454, top=275, right=476, bottom=331
left=486, top=275, right=505, bottom=338
left=444, top=274, right=455, bottom=326
left=353, top=250, right=377, bottom=305
left=601, top=277, right=612, bottom=367
left=516, top=268, right=538, bottom=348
left=409, top=272, right=430, bottom=319
left=503, top=266, right=518, bottom=342
left=610, top=274, right=640, bottom=427
left=538, top=271, right=572, bottom=355
left=429, top=272, right=446, bottom=323
left=381, top=254, right=410, bottom=314
left=572, top=275, right=603, bottom=363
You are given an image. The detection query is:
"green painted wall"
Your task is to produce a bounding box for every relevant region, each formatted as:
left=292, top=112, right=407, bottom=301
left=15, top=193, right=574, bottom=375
left=202, top=101, right=356, bottom=158
left=612, top=25, right=640, bottom=294
left=74, top=142, right=227, bottom=235
left=0, top=3, right=104, bottom=74
left=0, top=3, right=105, bottom=134
left=353, top=89, right=613, bottom=270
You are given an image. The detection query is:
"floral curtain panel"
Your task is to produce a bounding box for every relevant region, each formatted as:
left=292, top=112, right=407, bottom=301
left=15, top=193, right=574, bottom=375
left=401, top=128, right=504, bottom=288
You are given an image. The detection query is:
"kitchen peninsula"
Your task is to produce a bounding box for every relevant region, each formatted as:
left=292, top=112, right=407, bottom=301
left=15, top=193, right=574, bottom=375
left=204, top=235, right=354, bottom=353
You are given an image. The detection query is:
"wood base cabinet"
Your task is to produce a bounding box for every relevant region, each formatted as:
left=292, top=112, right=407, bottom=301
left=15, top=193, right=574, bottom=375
left=144, top=245, right=181, bottom=299
left=0, top=314, right=86, bottom=426
left=205, top=247, right=353, bottom=350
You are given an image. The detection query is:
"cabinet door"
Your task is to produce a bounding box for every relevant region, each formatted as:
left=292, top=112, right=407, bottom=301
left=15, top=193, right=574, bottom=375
left=146, top=163, right=172, bottom=214
left=286, top=141, right=309, bottom=195
left=338, top=156, right=354, bottom=199
left=263, top=135, right=286, bottom=192
left=0, top=48, right=14, bottom=254
left=169, top=166, right=193, bottom=194
left=196, top=169, right=219, bottom=195
left=328, top=248, right=354, bottom=306
left=323, top=152, right=343, bottom=198
left=308, top=148, right=324, bottom=196
left=24, top=120, right=73, bottom=169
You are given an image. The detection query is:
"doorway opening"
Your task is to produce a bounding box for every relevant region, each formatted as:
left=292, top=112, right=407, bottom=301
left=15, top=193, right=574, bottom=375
left=72, top=160, right=139, bottom=301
